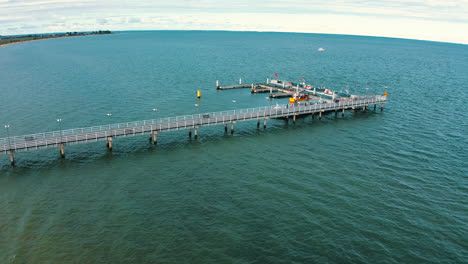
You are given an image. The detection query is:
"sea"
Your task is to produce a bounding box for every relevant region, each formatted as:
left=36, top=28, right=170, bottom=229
left=0, top=31, right=466, bottom=263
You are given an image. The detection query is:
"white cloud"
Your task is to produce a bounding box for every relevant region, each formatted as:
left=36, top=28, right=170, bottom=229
left=0, top=0, right=467, bottom=43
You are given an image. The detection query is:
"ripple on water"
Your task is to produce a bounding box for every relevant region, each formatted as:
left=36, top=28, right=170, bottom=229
left=1, top=32, right=467, bottom=263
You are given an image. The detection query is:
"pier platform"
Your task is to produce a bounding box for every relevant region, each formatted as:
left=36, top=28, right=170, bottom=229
left=1, top=95, right=386, bottom=162
left=270, top=92, right=294, bottom=98
left=217, top=84, right=253, bottom=90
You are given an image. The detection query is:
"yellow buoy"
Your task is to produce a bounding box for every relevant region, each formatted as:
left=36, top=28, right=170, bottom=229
left=197, top=90, right=201, bottom=98
left=383, top=91, right=388, bottom=96
left=289, top=97, right=295, bottom=104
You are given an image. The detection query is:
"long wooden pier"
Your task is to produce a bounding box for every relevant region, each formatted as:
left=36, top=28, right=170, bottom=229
left=1, top=95, right=386, bottom=165
left=270, top=92, right=294, bottom=98
left=216, top=84, right=253, bottom=90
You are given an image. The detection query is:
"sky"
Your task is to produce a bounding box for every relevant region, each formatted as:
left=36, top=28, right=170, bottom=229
left=1, top=0, right=467, bottom=44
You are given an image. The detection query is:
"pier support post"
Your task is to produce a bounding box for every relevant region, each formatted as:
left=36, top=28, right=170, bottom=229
left=194, top=126, right=198, bottom=139
left=342, top=108, right=345, bottom=117
left=231, top=122, right=235, bottom=134
left=374, top=104, right=377, bottom=110
left=257, top=119, right=260, bottom=128
left=293, top=114, right=296, bottom=124
left=7, top=150, right=15, bottom=166
left=216, top=80, right=219, bottom=89
left=153, top=130, right=158, bottom=144
left=224, top=124, right=228, bottom=133
left=263, top=118, right=267, bottom=128
left=363, top=105, right=366, bottom=111
left=189, top=128, right=192, bottom=138
left=107, top=136, right=113, bottom=150
left=59, top=143, right=65, bottom=158
left=149, top=133, right=152, bottom=141
left=319, top=112, right=322, bottom=120
left=335, top=110, right=338, bottom=117
left=312, top=113, right=315, bottom=120
left=381, top=104, right=385, bottom=111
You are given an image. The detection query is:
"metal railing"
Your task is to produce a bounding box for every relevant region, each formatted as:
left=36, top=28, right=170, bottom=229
left=0, top=95, right=386, bottom=153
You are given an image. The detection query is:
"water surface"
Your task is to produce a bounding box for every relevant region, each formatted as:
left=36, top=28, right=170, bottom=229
left=0, top=31, right=466, bottom=263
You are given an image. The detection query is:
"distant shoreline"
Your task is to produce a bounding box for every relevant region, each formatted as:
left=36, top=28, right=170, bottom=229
left=0, top=31, right=112, bottom=47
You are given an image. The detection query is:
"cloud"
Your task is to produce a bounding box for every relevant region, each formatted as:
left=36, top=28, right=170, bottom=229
left=97, top=18, right=108, bottom=25
left=0, top=0, right=467, bottom=43
left=127, top=17, right=141, bottom=23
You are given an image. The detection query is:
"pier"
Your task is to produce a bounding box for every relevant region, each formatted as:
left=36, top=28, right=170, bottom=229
left=269, top=92, right=294, bottom=98
left=217, top=84, right=253, bottom=90
left=216, top=79, right=253, bottom=90
left=1, top=95, right=386, bottom=165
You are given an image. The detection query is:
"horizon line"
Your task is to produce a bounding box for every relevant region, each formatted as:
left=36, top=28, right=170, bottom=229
left=2, top=29, right=467, bottom=46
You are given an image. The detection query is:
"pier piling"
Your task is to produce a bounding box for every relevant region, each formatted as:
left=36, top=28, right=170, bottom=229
left=231, top=122, right=235, bottom=134
left=59, top=143, right=65, bottom=158
left=194, top=126, right=198, bottom=138
left=257, top=119, right=260, bottom=128
left=224, top=124, right=228, bottom=133
left=319, top=112, right=322, bottom=120
left=381, top=104, right=385, bottom=111
left=153, top=131, right=158, bottom=144
left=189, top=128, right=192, bottom=138
left=263, top=118, right=267, bottom=128
left=342, top=108, right=345, bottom=117
left=293, top=114, right=296, bottom=124
left=107, top=136, right=113, bottom=150
left=374, top=104, right=377, bottom=110
left=7, top=150, right=14, bottom=166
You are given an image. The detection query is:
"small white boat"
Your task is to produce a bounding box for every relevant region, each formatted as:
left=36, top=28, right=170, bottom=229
left=318, top=47, right=325, bottom=52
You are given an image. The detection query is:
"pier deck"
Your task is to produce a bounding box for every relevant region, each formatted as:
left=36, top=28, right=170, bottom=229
left=217, top=84, right=253, bottom=90
left=1, top=95, right=386, bottom=157
left=251, top=87, right=280, bottom=93
left=270, top=92, right=294, bottom=98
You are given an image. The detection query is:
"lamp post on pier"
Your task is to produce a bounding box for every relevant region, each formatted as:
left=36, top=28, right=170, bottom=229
left=4, top=124, right=11, bottom=150
left=56, top=119, right=66, bottom=157
left=4, top=124, right=15, bottom=165
left=152, top=108, right=158, bottom=121
left=56, top=119, right=63, bottom=141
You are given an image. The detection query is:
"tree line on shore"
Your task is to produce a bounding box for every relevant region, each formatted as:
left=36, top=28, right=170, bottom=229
left=0, top=30, right=112, bottom=45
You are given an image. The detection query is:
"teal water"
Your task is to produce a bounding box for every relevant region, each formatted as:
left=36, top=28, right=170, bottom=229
left=0, top=31, right=467, bottom=263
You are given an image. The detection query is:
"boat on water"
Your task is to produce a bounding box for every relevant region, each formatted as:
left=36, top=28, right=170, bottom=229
left=289, top=93, right=310, bottom=103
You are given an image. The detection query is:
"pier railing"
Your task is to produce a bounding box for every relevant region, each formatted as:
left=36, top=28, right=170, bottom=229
left=0, top=95, right=386, bottom=153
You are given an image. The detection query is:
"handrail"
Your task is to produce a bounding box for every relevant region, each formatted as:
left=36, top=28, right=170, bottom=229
left=0, top=95, right=386, bottom=151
